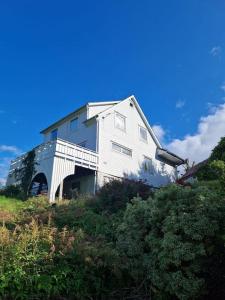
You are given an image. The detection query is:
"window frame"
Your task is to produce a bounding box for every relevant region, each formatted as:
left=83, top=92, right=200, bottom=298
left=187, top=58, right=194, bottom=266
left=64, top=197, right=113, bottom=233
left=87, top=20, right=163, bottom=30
left=114, top=112, right=126, bottom=132
left=143, top=155, right=154, bottom=174
left=139, top=125, right=148, bottom=143
left=112, top=141, right=132, bottom=157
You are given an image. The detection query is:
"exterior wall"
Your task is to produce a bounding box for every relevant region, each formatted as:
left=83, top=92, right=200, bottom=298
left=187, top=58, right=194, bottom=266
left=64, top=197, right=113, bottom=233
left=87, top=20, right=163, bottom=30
left=97, top=98, right=175, bottom=188
left=43, top=109, right=97, bottom=151
left=7, top=98, right=178, bottom=202
left=88, top=104, right=115, bottom=119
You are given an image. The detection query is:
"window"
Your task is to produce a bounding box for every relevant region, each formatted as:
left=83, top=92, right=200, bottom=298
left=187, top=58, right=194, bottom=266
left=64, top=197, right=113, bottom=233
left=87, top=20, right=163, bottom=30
left=115, top=112, right=126, bottom=131
left=51, top=129, right=58, bottom=140
left=70, top=118, right=78, bottom=131
left=139, top=126, right=148, bottom=142
left=143, top=156, right=154, bottom=174
left=112, top=142, right=132, bottom=157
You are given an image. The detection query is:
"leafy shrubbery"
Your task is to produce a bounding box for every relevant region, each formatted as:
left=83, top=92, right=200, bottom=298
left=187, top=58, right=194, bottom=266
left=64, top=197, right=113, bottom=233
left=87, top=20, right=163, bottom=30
left=1, top=180, right=225, bottom=299
left=1, top=137, right=225, bottom=299
left=95, top=178, right=153, bottom=213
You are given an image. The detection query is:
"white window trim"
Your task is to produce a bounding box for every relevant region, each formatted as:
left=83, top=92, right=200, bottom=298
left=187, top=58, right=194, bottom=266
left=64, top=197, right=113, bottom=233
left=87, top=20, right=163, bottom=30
left=111, top=141, right=132, bottom=157
left=139, top=125, right=148, bottom=143
left=114, top=111, right=126, bottom=132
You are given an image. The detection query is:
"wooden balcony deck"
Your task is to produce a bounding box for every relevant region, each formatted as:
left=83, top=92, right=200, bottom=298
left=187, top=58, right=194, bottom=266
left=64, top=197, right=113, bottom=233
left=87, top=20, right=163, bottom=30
left=9, top=139, right=99, bottom=174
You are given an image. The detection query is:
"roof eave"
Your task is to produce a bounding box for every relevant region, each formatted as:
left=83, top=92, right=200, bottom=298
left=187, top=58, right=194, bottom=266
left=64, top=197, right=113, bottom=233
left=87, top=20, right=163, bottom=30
left=157, top=148, right=185, bottom=166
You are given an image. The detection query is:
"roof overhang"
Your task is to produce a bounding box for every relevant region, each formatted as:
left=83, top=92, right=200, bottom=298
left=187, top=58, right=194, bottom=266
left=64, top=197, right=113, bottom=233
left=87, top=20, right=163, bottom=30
left=157, top=148, right=185, bottom=166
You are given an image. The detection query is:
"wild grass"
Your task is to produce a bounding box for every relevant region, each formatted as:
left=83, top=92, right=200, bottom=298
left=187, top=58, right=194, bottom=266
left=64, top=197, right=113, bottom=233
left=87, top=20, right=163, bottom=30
left=0, top=195, right=25, bottom=213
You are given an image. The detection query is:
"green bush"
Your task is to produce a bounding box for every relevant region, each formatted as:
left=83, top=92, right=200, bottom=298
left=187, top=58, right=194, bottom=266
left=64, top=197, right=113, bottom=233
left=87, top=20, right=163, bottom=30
left=1, top=184, right=22, bottom=199
left=96, top=179, right=153, bottom=213
left=117, top=184, right=225, bottom=299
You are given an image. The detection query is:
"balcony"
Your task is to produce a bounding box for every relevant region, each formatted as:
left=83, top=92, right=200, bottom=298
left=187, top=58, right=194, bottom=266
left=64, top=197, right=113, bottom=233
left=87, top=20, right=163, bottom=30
left=9, top=138, right=99, bottom=175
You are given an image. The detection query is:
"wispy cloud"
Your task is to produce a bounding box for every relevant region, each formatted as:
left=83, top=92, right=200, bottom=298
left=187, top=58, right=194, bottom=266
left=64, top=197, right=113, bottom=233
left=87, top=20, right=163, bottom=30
left=210, top=46, right=222, bottom=57
left=152, top=125, right=165, bottom=143
left=176, top=100, right=185, bottom=109
left=221, top=82, right=225, bottom=92
left=0, top=145, right=21, bottom=155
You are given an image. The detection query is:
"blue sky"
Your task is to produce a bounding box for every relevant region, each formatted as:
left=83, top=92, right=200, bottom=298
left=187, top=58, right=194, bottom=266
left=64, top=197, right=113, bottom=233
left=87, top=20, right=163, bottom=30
left=0, top=0, right=225, bottom=184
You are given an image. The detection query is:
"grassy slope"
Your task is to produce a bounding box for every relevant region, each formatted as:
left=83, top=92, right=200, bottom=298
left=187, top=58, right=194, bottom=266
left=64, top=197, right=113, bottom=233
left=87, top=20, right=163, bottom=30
left=0, top=196, right=25, bottom=213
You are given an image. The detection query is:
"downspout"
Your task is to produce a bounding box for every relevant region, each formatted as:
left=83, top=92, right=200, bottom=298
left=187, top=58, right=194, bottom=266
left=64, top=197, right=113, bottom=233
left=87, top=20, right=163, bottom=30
left=95, top=116, right=100, bottom=193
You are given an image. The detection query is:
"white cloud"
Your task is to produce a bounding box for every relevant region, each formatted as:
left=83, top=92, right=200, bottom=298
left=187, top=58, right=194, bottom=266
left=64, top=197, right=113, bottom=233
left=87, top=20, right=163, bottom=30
left=0, top=157, right=14, bottom=187
left=210, top=46, right=222, bottom=57
left=0, top=145, right=21, bottom=155
left=165, top=103, right=225, bottom=163
left=152, top=125, right=165, bottom=143
left=0, top=178, right=6, bottom=186
left=0, top=145, right=22, bottom=186
left=176, top=100, right=185, bottom=109
left=221, top=82, right=225, bottom=92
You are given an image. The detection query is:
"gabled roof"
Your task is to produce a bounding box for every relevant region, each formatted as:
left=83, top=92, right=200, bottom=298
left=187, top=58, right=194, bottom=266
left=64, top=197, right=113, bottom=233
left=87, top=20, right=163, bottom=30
left=40, top=100, right=120, bottom=134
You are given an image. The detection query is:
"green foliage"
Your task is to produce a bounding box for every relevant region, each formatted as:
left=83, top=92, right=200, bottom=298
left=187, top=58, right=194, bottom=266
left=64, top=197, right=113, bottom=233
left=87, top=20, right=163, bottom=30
left=0, top=184, right=22, bottom=199
left=96, top=179, right=153, bottom=213
left=210, top=137, right=225, bottom=162
left=197, top=137, right=225, bottom=186
left=15, top=149, right=37, bottom=200
left=117, top=184, right=225, bottom=299
left=1, top=176, right=225, bottom=299
left=0, top=196, right=25, bottom=213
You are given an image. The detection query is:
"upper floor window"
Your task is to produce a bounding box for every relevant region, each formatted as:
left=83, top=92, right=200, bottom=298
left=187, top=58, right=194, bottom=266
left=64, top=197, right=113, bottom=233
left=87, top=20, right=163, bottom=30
left=70, top=118, right=78, bottom=131
left=51, top=129, right=58, bottom=140
left=139, top=126, right=148, bottom=142
left=115, top=112, right=126, bottom=132
left=112, top=142, right=132, bottom=157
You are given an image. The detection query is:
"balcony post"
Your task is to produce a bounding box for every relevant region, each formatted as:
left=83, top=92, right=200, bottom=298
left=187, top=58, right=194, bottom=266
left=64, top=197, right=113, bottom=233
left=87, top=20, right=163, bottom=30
left=59, top=180, right=64, bottom=200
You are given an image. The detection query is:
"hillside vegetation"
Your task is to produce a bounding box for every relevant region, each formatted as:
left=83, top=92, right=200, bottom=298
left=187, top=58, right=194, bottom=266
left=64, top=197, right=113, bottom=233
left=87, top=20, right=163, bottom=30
left=0, top=137, right=225, bottom=300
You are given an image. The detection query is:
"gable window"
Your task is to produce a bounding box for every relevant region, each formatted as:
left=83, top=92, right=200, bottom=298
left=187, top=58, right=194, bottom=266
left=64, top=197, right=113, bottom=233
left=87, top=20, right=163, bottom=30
left=112, top=142, right=132, bottom=157
left=51, top=129, right=58, bottom=140
left=139, top=126, right=148, bottom=142
left=70, top=118, right=78, bottom=131
left=115, top=112, right=126, bottom=131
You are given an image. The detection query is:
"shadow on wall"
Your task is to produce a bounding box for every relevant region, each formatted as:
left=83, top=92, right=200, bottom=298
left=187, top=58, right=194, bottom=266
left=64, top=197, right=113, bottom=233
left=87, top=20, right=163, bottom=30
left=124, top=157, right=175, bottom=188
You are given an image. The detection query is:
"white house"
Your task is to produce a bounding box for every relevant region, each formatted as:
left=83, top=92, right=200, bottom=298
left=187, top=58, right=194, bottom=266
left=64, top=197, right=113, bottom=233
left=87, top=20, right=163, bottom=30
left=7, top=95, right=185, bottom=202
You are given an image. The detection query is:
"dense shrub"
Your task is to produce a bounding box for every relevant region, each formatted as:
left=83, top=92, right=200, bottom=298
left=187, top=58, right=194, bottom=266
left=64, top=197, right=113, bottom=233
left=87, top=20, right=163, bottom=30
left=0, top=184, right=22, bottom=199
left=96, top=179, right=153, bottom=213
left=117, top=184, right=225, bottom=299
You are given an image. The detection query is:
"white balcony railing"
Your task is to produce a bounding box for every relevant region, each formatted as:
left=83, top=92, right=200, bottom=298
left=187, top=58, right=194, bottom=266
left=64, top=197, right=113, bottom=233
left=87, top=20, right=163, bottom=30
left=9, top=139, right=99, bottom=174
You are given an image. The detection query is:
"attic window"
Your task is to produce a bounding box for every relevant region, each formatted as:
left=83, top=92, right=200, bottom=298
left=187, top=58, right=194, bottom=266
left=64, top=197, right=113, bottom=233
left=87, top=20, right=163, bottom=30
left=115, top=112, right=126, bottom=132
left=130, top=102, right=133, bottom=107
left=139, top=126, right=148, bottom=143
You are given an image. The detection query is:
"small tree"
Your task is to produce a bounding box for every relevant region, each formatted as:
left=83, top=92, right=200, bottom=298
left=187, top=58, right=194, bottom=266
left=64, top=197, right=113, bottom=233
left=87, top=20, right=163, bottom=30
left=197, top=137, right=225, bottom=186
left=15, top=149, right=37, bottom=200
